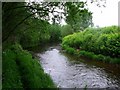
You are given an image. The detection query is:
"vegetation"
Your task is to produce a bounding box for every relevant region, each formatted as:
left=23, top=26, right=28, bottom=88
left=65, top=2, right=93, bottom=31
left=61, top=25, right=73, bottom=38
left=3, top=43, right=56, bottom=89
left=62, top=26, right=120, bottom=64
left=2, top=2, right=88, bottom=89
left=2, top=2, right=93, bottom=47
left=2, top=48, right=23, bottom=88
left=2, top=2, right=62, bottom=88
left=2, top=1, right=117, bottom=89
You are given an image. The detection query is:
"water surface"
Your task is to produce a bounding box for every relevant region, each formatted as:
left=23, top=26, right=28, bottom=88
left=31, top=44, right=120, bottom=89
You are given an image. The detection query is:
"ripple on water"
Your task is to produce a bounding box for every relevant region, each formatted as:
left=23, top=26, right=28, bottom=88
left=37, top=48, right=120, bottom=88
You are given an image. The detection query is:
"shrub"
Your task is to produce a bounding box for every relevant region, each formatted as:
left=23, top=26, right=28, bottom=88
left=62, top=26, right=120, bottom=58
left=62, top=26, right=120, bottom=64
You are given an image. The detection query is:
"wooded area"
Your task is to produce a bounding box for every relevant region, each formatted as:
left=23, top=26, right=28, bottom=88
left=2, top=1, right=120, bottom=89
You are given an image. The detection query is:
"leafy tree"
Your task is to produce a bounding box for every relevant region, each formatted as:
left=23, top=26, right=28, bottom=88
left=61, top=25, right=73, bottom=37
left=2, top=2, right=62, bottom=43
left=48, top=24, right=62, bottom=42
left=2, top=2, right=29, bottom=43
left=65, top=2, right=93, bottom=32
left=2, top=1, right=106, bottom=44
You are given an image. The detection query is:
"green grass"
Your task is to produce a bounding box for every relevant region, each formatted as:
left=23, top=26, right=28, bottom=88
left=79, top=50, right=120, bottom=64
left=62, top=45, right=120, bottom=64
left=16, top=49, right=56, bottom=88
left=2, top=43, right=56, bottom=89
left=2, top=49, right=23, bottom=88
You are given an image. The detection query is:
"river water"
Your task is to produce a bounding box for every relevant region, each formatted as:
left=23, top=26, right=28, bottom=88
left=29, top=44, right=120, bottom=89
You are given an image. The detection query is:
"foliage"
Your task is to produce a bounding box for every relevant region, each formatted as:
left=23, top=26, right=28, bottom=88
left=2, top=1, right=108, bottom=88
left=65, top=2, right=93, bottom=32
left=62, top=26, right=120, bottom=63
left=2, top=44, right=56, bottom=89
left=63, top=46, right=120, bottom=64
left=19, top=19, right=51, bottom=47
left=61, top=25, right=73, bottom=37
left=3, top=2, right=65, bottom=48
left=2, top=2, right=95, bottom=50
left=48, top=24, right=62, bottom=42
left=2, top=2, right=29, bottom=42
left=2, top=2, right=62, bottom=43
left=2, top=49, right=23, bottom=88
left=62, top=45, right=76, bottom=55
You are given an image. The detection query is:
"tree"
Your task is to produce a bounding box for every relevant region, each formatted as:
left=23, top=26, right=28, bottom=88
left=2, top=2, right=62, bottom=42
left=65, top=2, right=93, bottom=32
left=2, top=1, right=106, bottom=43
left=48, top=24, right=62, bottom=42
left=2, top=2, right=29, bottom=42
left=61, top=25, right=73, bottom=37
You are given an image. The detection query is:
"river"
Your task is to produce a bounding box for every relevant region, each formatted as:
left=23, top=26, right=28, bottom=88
left=28, top=43, right=120, bottom=89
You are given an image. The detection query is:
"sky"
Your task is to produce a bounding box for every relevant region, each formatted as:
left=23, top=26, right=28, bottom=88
left=26, top=0, right=120, bottom=27
left=87, top=0, right=120, bottom=27
left=59, top=0, right=120, bottom=27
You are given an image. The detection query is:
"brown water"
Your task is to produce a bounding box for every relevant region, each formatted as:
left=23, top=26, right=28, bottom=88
left=29, top=44, right=120, bottom=89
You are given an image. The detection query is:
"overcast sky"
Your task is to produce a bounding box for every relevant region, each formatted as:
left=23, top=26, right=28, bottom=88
left=87, top=0, right=120, bottom=27
left=60, top=0, right=120, bottom=27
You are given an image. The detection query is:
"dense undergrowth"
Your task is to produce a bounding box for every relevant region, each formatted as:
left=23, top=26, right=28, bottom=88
left=2, top=43, right=56, bottom=89
left=62, top=26, right=120, bottom=64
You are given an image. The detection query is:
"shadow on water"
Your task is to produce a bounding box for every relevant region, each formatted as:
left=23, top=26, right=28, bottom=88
left=26, top=43, right=61, bottom=53
left=28, top=43, right=120, bottom=89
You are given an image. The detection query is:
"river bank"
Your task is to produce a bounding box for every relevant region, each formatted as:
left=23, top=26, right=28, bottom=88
left=62, top=45, right=120, bottom=64
left=2, top=43, right=56, bottom=89
left=34, top=44, right=120, bottom=88
left=61, top=26, right=120, bottom=64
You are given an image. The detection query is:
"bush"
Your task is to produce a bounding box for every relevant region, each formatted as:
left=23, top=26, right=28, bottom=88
left=63, top=45, right=76, bottom=54
left=62, top=26, right=120, bottom=64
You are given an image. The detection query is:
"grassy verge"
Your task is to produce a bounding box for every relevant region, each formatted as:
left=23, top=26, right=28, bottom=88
left=2, top=49, right=23, bottom=88
left=2, top=43, right=56, bottom=89
left=62, top=45, right=120, bottom=64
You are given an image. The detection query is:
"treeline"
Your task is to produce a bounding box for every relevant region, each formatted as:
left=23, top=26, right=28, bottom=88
left=3, top=2, right=92, bottom=48
left=62, top=26, right=120, bottom=64
left=2, top=2, right=92, bottom=89
left=2, top=3, right=61, bottom=48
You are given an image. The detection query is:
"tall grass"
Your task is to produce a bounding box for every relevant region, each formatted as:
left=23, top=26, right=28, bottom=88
left=2, top=43, right=56, bottom=89
left=2, top=49, right=23, bottom=88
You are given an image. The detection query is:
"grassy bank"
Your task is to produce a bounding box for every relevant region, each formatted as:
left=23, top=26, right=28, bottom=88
left=2, top=43, right=56, bottom=89
left=62, top=45, right=120, bottom=64
left=62, top=26, right=120, bottom=64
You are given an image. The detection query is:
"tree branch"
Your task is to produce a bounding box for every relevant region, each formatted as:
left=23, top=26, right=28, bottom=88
left=2, top=12, right=36, bottom=42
